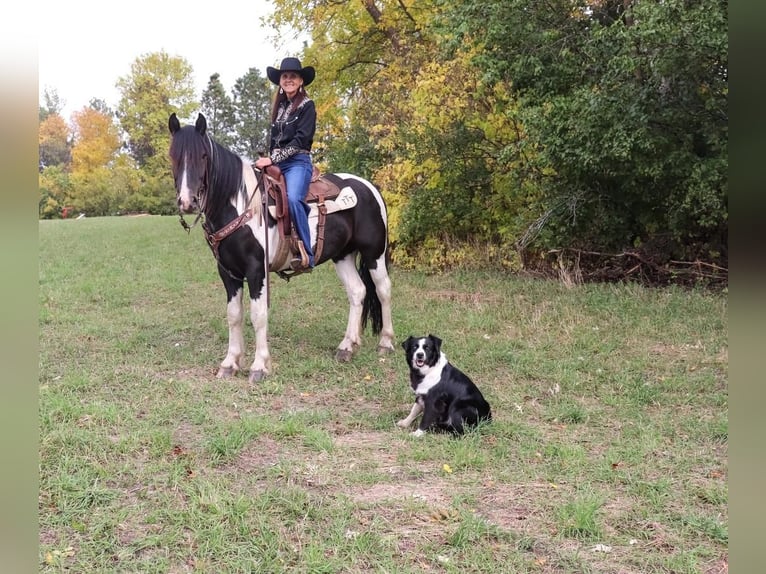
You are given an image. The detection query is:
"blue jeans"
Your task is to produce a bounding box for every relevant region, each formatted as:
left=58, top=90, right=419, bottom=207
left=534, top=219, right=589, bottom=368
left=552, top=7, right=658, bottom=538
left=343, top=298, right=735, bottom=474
left=277, top=153, right=314, bottom=267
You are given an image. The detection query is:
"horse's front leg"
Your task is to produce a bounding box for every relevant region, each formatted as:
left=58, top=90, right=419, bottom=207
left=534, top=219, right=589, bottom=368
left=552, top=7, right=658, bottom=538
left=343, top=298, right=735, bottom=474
left=246, top=271, right=271, bottom=383
left=334, top=255, right=365, bottom=362
left=217, top=275, right=245, bottom=378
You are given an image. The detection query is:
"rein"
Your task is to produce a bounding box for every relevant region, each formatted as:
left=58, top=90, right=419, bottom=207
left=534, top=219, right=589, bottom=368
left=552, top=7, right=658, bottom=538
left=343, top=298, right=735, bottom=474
left=256, top=167, right=271, bottom=307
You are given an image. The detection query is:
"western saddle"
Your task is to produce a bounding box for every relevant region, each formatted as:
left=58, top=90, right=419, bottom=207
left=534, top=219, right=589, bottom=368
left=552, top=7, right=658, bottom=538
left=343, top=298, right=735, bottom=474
left=262, top=164, right=343, bottom=278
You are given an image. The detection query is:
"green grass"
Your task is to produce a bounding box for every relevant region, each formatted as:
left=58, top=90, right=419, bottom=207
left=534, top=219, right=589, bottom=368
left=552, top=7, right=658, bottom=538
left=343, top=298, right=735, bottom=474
left=39, top=216, right=728, bottom=573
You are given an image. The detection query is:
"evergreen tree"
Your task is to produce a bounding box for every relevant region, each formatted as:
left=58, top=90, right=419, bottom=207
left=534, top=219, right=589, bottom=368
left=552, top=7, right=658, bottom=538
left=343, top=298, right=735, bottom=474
left=200, top=73, right=236, bottom=148
left=39, top=87, right=64, bottom=122
left=231, top=68, right=272, bottom=159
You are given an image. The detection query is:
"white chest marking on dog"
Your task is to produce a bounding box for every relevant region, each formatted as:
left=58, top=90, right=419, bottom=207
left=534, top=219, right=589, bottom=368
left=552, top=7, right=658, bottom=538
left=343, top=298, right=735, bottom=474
left=414, top=353, right=448, bottom=396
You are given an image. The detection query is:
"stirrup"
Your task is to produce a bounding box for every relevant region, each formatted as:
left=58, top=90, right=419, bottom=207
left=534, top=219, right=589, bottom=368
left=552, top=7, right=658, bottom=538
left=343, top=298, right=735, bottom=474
left=291, top=239, right=311, bottom=270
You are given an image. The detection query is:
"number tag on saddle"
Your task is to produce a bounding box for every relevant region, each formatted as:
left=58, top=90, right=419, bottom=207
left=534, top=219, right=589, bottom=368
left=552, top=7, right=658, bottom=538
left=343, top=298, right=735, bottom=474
left=267, top=186, right=357, bottom=220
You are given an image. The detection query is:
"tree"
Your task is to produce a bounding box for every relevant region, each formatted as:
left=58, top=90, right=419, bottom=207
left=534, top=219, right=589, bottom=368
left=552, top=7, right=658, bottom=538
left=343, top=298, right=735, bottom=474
left=116, top=51, right=197, bottom=215
left=70, top=107, right=121, bottom=173
left=442, top=0, right=728, bottom=266
left=38, top=113, right=71, bottom=170
left=39, top=165, right=72, bottom=219
left=67, top=106, right=124, bottom=215
left=265, top=0, right=727, bottom=276
left=201, top=73, right=236, bottom=148
left=231, top=68, right=272, bottom=158
left=39, top=87, right=64, bottom=122
left=87, top=98, right=113, bottom=117
left=116, top=51, right=197, bottom=176
left=268, top=2, right=440, bottom=175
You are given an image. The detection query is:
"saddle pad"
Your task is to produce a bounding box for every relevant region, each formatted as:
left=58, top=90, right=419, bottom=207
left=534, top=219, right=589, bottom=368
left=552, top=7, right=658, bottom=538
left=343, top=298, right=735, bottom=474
left=268, top=186, right=358, bottom=220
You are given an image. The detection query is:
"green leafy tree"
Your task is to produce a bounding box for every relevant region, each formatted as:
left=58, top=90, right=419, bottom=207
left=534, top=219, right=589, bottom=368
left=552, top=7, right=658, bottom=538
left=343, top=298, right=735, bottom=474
left=39, top=165, right=72, bottom=219
left=231, top=68, right=272, bottom=158
left=116, top=51, right=197, bottom=214
left=269, top=0, right=525, bottom=269
left=442, top=0, right=728, bottom=264
left=116, top=51, right=197, bottom=176
left=201, top=73, right=236, bottom=148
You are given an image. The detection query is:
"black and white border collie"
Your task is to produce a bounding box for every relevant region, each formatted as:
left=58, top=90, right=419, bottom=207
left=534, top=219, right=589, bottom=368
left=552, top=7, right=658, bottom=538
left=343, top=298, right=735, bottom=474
left=397, top=334, right=492, bottom=436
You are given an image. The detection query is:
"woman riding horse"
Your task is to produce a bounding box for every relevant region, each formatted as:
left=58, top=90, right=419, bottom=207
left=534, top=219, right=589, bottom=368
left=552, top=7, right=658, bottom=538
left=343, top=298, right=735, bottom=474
left=254, top=57, right=317, bottom=272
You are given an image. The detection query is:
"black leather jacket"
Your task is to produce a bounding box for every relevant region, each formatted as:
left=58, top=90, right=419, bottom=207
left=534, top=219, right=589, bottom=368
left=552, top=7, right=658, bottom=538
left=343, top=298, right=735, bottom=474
left=269, top=97, right=316, bottom=164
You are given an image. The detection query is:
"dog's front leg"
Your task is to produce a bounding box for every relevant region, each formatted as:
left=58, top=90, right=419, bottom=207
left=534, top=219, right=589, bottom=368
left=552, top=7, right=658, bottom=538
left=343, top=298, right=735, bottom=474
left=397, top=401, right=423, bottom=428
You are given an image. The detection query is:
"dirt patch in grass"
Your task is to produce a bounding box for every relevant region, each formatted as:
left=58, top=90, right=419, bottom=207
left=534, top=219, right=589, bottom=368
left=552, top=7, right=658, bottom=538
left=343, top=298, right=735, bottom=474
left=350, top=481, right=451, bottom=507
left=332, top=430, right=398, bottom=448
left=703, top=556, right=728, bottom=574
left=476, top=481, right=554, bottom=532
left=227, top=436, right=285, bottom=473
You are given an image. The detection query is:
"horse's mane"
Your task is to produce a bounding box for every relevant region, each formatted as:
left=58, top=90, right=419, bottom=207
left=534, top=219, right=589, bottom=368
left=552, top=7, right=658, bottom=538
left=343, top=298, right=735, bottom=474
left=171, top=125, right=260, bottom=224
left=206, top=137, right=248, bottom=223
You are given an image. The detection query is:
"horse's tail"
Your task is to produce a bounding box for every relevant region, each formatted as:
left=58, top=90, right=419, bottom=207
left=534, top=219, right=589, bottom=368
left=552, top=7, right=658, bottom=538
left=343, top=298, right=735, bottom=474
left=359, top=257, right=383, bottom=335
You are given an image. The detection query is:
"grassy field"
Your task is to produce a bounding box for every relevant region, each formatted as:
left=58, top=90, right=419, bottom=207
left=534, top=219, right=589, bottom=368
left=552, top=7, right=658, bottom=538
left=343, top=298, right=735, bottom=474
left=39, top=216, right=728, bottom=573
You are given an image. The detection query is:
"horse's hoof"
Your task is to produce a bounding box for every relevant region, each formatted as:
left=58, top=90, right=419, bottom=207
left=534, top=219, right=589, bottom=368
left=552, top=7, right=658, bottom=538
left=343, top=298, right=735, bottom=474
left=217, top=366, right=238, bottom=379
left=249, top=370, right=266, bottom=384
left=377, top=345, right=395, bottom=355
left=335, top=349, right=354, bottom=363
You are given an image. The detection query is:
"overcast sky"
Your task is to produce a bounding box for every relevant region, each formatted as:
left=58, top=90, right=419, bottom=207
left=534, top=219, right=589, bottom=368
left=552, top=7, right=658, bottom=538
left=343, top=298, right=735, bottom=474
left=38, top=0, right=306, bottom=120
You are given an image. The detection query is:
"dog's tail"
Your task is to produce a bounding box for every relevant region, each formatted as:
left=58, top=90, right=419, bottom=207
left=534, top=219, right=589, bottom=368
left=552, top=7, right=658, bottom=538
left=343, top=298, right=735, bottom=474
left=359, top=257, right=383, bottom=335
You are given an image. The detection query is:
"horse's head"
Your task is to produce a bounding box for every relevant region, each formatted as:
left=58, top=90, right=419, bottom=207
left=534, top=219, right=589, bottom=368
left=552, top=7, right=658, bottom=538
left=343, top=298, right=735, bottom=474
left=168, top=113, right=210, bottom=214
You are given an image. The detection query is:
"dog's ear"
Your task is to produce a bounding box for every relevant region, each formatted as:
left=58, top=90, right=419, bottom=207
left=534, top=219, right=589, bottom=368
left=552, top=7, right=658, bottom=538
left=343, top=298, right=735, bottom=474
left=428, top=334, right=442, bottom=351
left=401, top=336, right=412, bottom=350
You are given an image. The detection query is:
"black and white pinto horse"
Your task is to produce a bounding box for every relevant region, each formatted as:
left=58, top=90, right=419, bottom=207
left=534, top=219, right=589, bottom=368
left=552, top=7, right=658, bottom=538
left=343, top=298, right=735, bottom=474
left=168, top=113, right=395, bottom=383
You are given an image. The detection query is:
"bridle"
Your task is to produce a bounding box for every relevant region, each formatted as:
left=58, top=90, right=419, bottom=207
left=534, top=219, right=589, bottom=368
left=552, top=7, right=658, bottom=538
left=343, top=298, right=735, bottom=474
left=177, top=135, right=211, bottom=234
left=178, top=207, right=204, bottom=233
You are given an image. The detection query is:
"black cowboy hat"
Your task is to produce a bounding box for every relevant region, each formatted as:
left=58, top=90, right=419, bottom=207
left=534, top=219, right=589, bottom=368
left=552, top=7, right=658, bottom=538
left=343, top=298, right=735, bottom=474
left=266, top=57, right=316, bottom=86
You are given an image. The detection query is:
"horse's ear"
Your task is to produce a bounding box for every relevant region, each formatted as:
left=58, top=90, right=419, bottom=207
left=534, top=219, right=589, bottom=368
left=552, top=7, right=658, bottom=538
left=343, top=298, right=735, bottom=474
left=168, top=113, right=180, bottom=134
left=195, top=113, right=207, bottom=136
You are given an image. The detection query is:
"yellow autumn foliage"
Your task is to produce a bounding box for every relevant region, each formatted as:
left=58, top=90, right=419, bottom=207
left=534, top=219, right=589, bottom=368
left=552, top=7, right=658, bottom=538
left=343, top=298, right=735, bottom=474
left=70, top=107, right=121, bottom=175
left=266, top=1, right=538, bottom=269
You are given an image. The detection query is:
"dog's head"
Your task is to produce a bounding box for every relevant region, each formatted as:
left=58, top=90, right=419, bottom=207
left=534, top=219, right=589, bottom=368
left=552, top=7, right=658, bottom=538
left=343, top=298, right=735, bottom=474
left=402, top=334, right=443, bottom=372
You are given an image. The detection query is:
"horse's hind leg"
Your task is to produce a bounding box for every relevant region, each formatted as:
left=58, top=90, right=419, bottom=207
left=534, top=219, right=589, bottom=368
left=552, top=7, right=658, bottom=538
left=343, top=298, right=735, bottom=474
left=368, top=260, right=395, bottom=354
left=217, top=280, right=246, bottom=378
left=334, top=254, right=365, bottom=362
